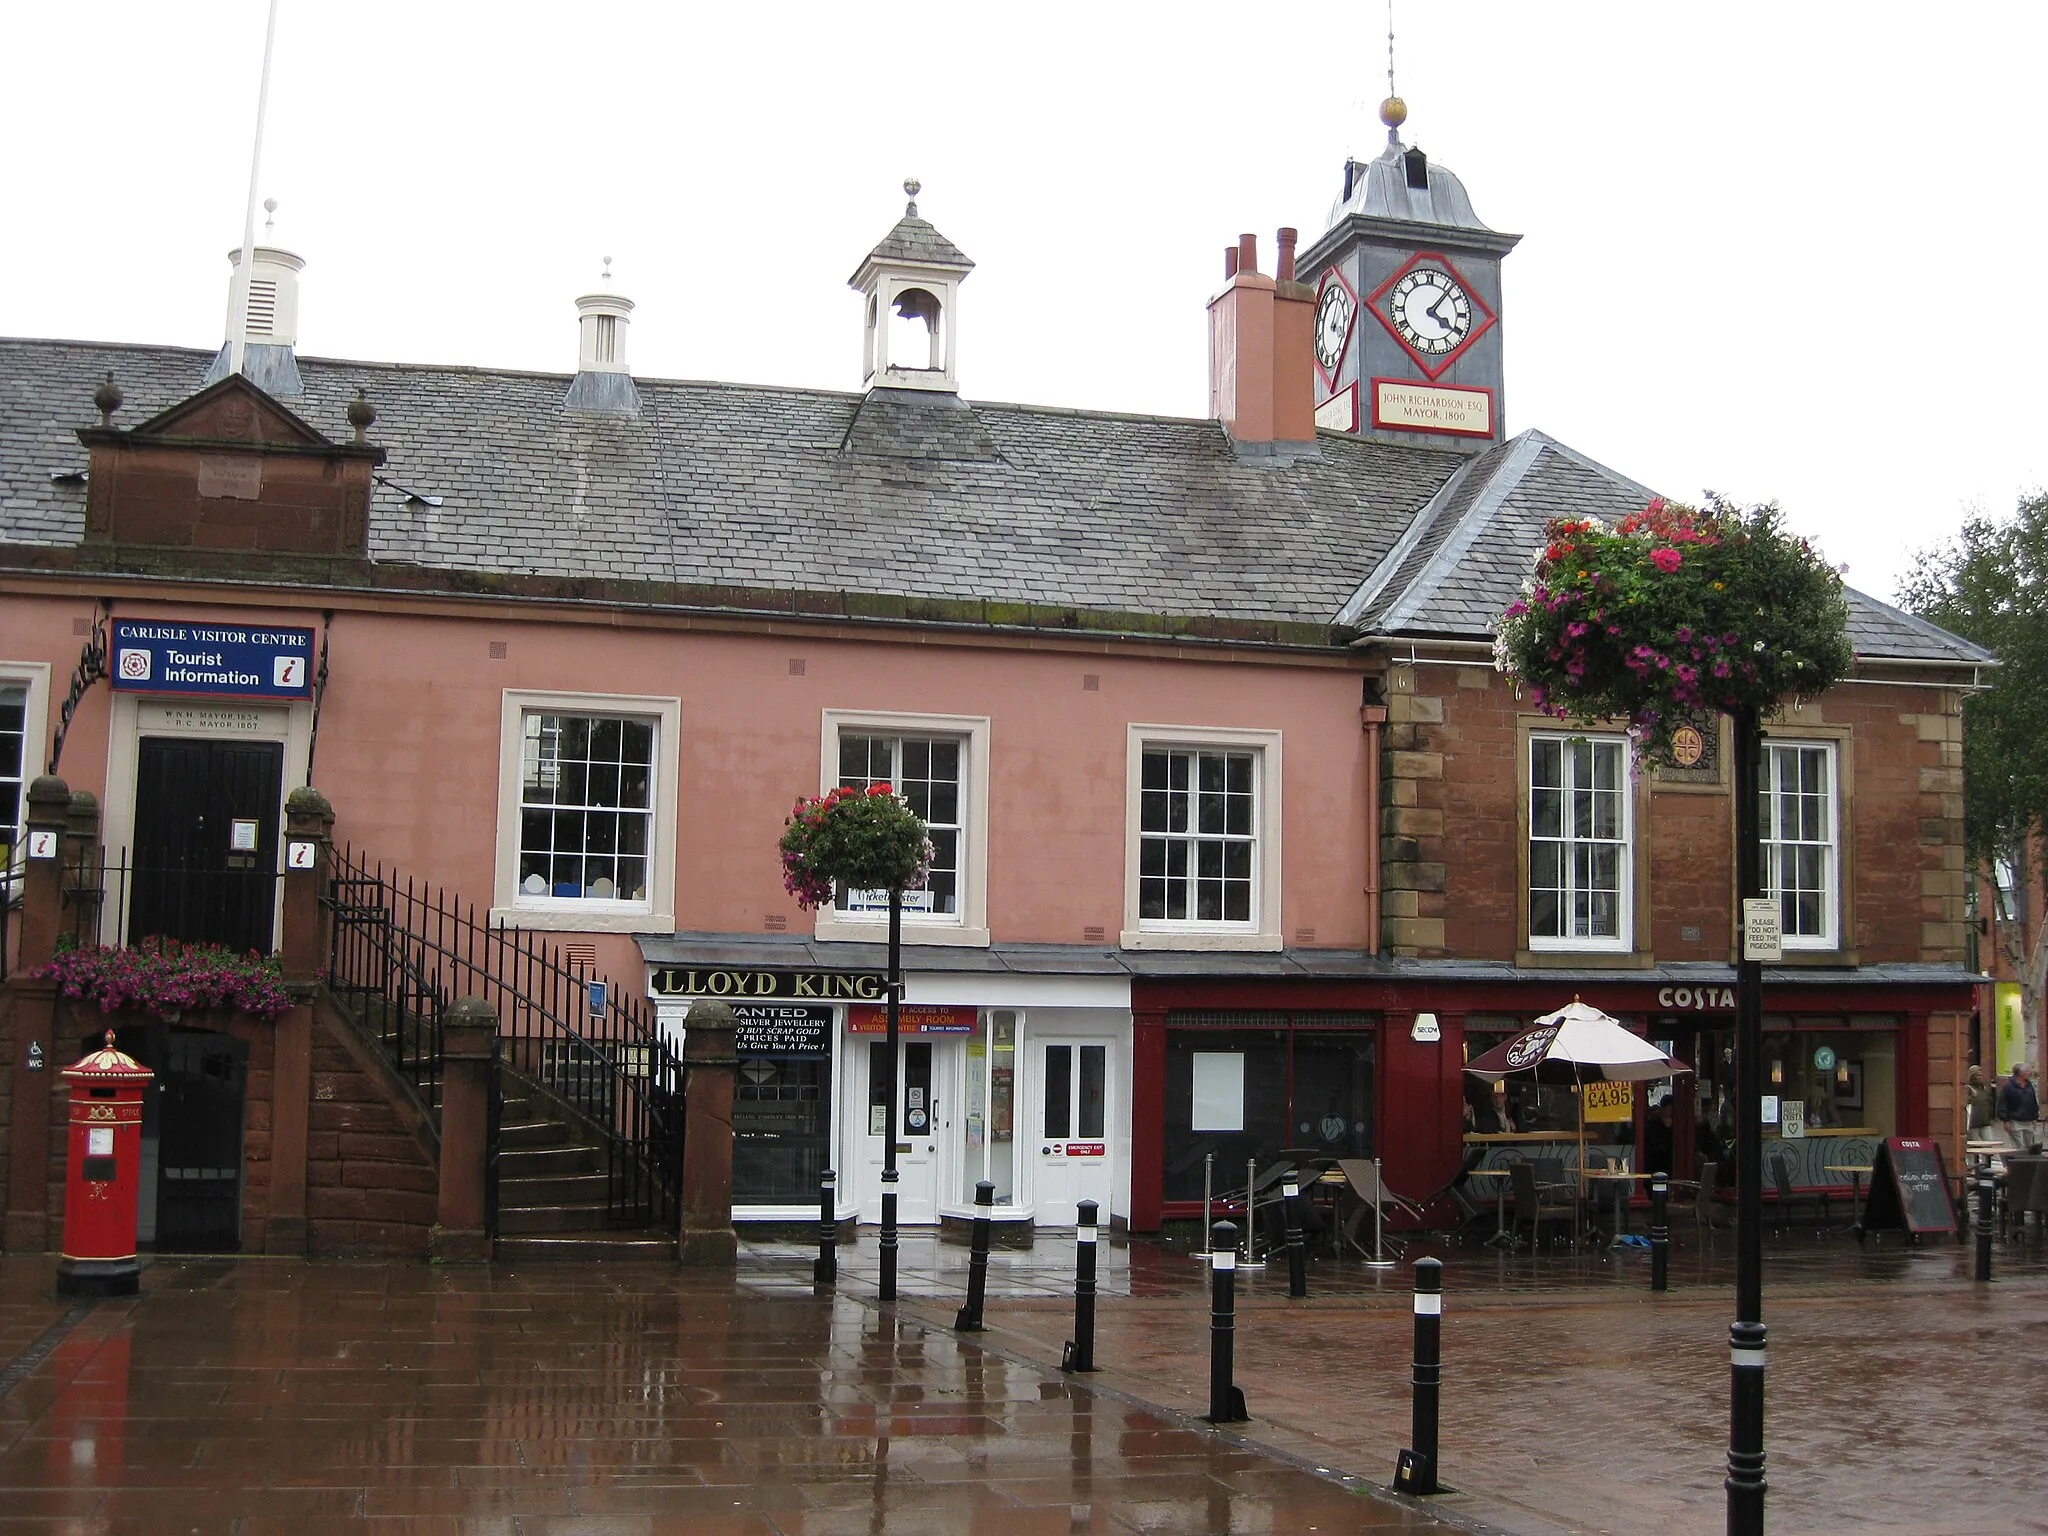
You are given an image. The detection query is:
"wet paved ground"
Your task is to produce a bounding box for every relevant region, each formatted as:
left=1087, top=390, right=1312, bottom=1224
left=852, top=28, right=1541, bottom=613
left=0, top=1223, right=2040, bottom=1534
left=749, top=1223, right=2048, bottom=1536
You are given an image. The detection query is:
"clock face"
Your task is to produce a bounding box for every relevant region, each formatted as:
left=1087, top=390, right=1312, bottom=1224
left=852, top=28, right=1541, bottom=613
left=1387, top=266, right=1473, bottom=355
left=1314, top=276, right=1356, bottom=377
left=1365, top=252, right=1496, bottom=379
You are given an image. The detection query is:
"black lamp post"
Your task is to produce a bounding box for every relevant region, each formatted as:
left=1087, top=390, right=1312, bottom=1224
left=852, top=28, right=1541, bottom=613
left=1727, top=707, right=1766, bottom=1533
left=879, top=884, right=902, bottom=1301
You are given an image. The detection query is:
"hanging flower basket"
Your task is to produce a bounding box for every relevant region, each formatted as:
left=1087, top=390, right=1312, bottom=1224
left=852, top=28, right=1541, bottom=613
left=779, top=784, right=934, bottom=911
left=1493, top=497, right=1853, bottom=760
left=34, top=936, right=293, bottom=1022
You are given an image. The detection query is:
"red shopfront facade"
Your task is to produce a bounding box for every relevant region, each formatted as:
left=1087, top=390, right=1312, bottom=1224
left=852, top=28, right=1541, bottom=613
left=1128, top=970, right=1973, bottom=1231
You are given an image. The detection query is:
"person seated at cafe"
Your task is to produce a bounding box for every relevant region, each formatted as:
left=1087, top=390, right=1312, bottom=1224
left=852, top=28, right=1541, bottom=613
left=1695, top=1114, right=1735, bottom=1188
left=1643, top=1101, right=1675, bottom=1175
left=1463, top=1078, right=1514, bottom=1135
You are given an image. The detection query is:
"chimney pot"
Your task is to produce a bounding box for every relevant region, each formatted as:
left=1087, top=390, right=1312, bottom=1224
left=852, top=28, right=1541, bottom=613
left=1276, top=227, right=1298, bottom=283
left=1223, top=246, right=1239, bottom=280
left=1237, top=234, right=1259, bottom=275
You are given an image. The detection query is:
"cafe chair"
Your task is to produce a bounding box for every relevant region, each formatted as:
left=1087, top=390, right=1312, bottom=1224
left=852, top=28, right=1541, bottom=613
left=1336, top=1159, right=1422, bottom=1260
left=1510, top=1160, right=1576, bottom=1252
left=1768, top=1154, right=1828, bottom=1234
left=1423, top=1147, right=1493, bottom=1241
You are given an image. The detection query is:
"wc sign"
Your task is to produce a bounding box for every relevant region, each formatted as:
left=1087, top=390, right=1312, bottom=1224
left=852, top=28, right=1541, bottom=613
left=110, top=620, right=316, bottom=701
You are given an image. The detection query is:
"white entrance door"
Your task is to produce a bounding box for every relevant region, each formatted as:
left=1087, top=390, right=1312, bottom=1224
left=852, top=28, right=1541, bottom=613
left=1033, top=1038, right=1113, bottom=1226
left=857, top=1037, right=943, bottom=1224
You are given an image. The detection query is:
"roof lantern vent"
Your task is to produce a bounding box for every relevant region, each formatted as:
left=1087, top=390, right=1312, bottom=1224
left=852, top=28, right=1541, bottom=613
left=849, top=179, right=975, bottom=395
left=564, top=258, right=641, bottom=416
left=1403, top=146, right=1429, bottom=191
left=201, top=198, right=305, bottom=396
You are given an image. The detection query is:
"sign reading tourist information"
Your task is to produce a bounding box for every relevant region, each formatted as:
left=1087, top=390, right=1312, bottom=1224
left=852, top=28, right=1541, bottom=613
left=1860, top=1136, right=1957, bottom=1236
left=111, top=620, right=315, bottom=701
left=730, top=1004, right=832, bottom=1057
left=648, top=967, right=885, bottom=1001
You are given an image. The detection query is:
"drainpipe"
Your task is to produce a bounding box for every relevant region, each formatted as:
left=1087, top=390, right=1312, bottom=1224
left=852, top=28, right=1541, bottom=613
left=1362, top=704, right=1386, bottom=956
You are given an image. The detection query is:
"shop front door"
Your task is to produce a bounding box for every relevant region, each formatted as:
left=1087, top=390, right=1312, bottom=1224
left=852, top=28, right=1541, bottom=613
left=130, top=737, right=284, bottom=954
left=1033, top=1038, right=1112, bottom=1226
left=858, top=1037, right=943, bottom=1224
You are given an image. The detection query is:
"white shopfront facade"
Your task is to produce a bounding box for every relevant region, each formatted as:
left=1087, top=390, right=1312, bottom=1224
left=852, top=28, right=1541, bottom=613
left=648, top=962, right=1132, bottom=1233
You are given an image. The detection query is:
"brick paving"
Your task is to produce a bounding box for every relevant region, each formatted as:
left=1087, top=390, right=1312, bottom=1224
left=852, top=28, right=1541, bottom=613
left=0, top=1253, right=1443, bottom=1535
left=764, top=1226, right=2048, bottom=1536
left=0, top=1227, right=2040, bottom=1534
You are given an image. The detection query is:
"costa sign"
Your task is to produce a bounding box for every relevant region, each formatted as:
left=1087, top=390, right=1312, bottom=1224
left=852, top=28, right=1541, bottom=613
left=1504, top=1026, right=1558, bottom=1069
left=1656, top=986, right=1736, bottom=1011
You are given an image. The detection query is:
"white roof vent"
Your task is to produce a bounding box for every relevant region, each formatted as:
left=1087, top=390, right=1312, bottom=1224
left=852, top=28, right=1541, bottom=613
left=565, top=258, right=640, bottom=415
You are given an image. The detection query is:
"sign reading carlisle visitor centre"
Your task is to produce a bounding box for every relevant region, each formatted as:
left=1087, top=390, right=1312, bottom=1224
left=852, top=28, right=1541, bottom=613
left=112, top=620, right=316, bottom=701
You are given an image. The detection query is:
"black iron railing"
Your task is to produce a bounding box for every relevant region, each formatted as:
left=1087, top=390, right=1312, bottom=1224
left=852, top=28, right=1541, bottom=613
left=321, top=847, right=683, bottom=1232
left=58, top=846, right=285, bottom=958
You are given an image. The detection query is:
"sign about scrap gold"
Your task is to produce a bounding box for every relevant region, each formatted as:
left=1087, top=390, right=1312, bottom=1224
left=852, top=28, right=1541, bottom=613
left=1581, top=1079, right=1634, bottom=1122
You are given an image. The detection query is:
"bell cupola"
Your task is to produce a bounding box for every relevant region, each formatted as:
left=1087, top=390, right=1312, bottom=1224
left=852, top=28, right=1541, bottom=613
left=201, top=199, right=306, bottom=396
left=848, top=180, right=974, bottom=394
left=563, top=258, right=640, bottom=415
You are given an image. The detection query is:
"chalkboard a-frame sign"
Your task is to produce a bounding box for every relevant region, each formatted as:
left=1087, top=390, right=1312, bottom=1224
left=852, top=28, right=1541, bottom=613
left=1859, top=1136, right=1957, bottom=1240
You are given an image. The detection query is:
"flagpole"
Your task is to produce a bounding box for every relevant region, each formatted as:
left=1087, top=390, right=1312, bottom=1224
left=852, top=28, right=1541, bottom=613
left=229, top=0, right=282, bottom=378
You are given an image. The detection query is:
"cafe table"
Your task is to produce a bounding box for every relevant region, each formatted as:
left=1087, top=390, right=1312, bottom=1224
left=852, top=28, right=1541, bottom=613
left=1466, top=1167, right=1517, bottom=1246
left=1583, top=1169, right=1654, bottom=1248
left=1824, top=1162, right=1875, bottom=1231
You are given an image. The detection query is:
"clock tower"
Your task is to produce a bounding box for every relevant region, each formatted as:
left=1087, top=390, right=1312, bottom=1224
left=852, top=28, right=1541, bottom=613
left=1295, top=100, right=1521, bottom=451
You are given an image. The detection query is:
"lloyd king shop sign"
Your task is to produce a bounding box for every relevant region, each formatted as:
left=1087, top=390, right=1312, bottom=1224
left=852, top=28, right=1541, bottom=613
left=112, top=620, right=315, bottom=701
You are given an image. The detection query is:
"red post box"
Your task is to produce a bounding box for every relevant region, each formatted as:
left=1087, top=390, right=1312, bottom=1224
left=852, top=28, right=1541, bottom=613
left=57, top=1031, right=154, bottom=1298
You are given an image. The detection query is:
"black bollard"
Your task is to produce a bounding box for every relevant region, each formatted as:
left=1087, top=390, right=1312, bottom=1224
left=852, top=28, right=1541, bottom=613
left=1976, top=1173, right=1995, bottom=1283
left=1394, top=1256, right=1443, bottom=1495
left=813, top=1168, right=838, bottom=1284
left=954, top=1179, right=995, bottom=1332
left=1282, top=1174, right=1308, bottom=1299
left=880, top=1168, right=899, bottom=1302
left=1650, top=1174, right=1669, bottom=1293
left=1205, top=1220, right=1248, bottom=1423
left=1062, top=1198, right=1100, bottom=1372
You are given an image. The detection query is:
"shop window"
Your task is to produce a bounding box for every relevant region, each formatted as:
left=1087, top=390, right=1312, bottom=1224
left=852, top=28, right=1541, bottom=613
left=1527, top=732, right=1632, bottom=950
left=814, top=710, right=990, bottom=946
left=1760, top=741, right=1837, bottom=947
left=734, top=1057, right=829, bottom=1205
left=492, top=690, right=679, bottom=931
left=961, top=1010, right=1018, bottom=1204
left=1042, top=1043, right=1107, bottom=1140
left=1161, top=1014, right=1374, bottom=1202
left=1123, top=726, right=1283, bottom=951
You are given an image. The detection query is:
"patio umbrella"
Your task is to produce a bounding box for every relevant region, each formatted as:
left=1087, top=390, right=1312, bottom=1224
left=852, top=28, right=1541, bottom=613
left=1464, top=1000, right=1692, bottom=1190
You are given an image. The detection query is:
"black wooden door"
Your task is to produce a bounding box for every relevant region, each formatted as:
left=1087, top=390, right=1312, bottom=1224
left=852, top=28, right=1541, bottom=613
left=153, top=1030, right=247, bottom=1253
left=130, top=738, right=284, bottom=953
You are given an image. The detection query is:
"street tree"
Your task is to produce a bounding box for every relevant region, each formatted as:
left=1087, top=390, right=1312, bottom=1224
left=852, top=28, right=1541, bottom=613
left=1900, top=491, right=2048, bottom=1070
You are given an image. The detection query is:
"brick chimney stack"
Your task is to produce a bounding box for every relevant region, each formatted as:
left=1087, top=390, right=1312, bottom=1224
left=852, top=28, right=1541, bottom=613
left=1207, top=226, right=1316, bottom=455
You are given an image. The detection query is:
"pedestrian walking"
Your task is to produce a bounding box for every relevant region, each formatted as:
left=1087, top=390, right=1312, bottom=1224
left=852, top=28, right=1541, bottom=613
left=1996, top=1062, right=2040, bottom=1150
left=1966, top=1065, right=1997, bottom=1138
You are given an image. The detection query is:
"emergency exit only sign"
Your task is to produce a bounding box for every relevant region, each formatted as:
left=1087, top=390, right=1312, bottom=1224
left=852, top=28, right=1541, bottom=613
left=111, top=620, right=315, bottom=701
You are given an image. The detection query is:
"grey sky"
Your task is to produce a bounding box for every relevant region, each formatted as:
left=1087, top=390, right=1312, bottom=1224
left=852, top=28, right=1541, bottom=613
left=3, top=1, right=2038, bottom=602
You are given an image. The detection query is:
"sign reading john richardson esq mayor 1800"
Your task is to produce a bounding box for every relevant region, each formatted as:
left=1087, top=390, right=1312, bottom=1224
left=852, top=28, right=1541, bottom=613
left=111, top=620, right=315, bottom=701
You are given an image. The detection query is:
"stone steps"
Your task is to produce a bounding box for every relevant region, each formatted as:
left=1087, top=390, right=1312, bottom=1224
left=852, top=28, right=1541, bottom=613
left=491, top=1070, right=669, bottom=1260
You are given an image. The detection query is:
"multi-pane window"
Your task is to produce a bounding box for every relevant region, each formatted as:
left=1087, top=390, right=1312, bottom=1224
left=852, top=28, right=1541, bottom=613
left=1139, top=747, right=1257, bottom=925
left=1528, top=734, right=1630, bottom=946
left=837, top=733, right=962, bottom=916
left=0, top=682, right=24, bottom=864
left=1761, top=741, right=1836, bottom=944
left=517, top=713, right=654, bottom=904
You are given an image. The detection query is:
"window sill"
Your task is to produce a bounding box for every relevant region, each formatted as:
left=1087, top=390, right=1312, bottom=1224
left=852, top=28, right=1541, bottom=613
left=490, top=906, right=674, bottom=935
left=1120, top=928, right=1284, bottom=953
left=1516, top=947, right=1654, bottom=970
left=812, top=915, right=991, bottom=948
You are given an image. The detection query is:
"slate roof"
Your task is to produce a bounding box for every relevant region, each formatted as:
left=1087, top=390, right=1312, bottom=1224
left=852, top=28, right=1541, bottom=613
left=0, top=335, right=1991, bottom=665
left=851, top=212, right=975, bottom=277
left=1337, top=428, right=1993, bottom=666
